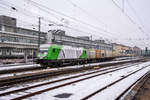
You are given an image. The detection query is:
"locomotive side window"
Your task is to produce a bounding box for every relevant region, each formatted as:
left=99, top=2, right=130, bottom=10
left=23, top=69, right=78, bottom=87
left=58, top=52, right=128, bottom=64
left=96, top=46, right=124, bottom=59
left=52, top=48, right=56, bottom=53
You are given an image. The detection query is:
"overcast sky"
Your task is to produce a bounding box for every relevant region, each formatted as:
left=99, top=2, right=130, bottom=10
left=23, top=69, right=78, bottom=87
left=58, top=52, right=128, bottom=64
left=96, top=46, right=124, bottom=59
left=0, top=0, right=150, bottom=49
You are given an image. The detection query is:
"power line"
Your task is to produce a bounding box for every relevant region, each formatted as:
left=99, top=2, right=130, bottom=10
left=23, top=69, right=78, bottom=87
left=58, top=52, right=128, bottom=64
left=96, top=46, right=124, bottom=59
left=23, top=0, right=117, bottom=37
left=0, top=1, right=111, bottom=38
left=126, top=0, right=150, bottom=47
left=65, top=0, right=107, bottom=27
left=22, top=0, right=118, bottom=38
left=111, top=0, right=148, bottom=47
left=0, top=0, right=38, bottom=19
left=111, top=0, right=136, bottom=24
left=126, top=0, right=150, bottom=37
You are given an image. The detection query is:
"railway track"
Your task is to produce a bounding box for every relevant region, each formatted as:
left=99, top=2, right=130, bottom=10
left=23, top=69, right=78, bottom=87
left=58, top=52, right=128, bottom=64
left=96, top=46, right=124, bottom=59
left=0, top=58, right=142, bottom=75
left=82, top=66, right=150, bottom=100
left=122, top=70, right=150, bottom=100
left=0, top=62, right=34, bottom=67
left=0, top=59, right=142, bottom=87
left=0, top=61, right=148, bottom=100
left=0, top=64, right=41, bottom=74
left=115, top=71, right=150, bottom=100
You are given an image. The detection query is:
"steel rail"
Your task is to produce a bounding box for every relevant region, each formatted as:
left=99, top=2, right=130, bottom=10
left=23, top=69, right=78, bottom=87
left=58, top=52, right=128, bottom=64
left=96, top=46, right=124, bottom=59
left=11, top=63, right=143, bottom=100
left=81, top=65, right=150, bottom=100
left=0, top=63, right=135, bottom=97
left=115, top=71, right=150, bottom=100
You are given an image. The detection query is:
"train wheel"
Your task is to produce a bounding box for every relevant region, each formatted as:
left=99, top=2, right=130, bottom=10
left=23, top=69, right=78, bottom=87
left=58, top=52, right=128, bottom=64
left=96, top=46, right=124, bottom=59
left=40, top=64, right=48, bottom=69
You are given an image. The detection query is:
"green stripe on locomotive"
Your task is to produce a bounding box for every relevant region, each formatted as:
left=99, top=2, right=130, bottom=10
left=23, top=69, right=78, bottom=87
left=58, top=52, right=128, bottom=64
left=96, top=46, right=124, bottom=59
left=80, top=49, right=87, bottom=59
left=43, top=45, right=62, bottom=60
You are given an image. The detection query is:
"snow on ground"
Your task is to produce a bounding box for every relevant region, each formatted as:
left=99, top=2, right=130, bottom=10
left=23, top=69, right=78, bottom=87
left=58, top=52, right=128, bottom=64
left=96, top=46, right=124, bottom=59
left=0, top=63, right=135, bottom=100
left=0, top=58, right=138, bottom=78
left=0, top=63, right=130, bottom=94
left=52, top=58, right=140, bottom=70
left=0, top=58, right=140, bottom=72
left=114, top=57, right=137, bottom=61
left=24, top=61, right=150, bottom=100
left=0, top=62, right=33, bottom=67
left=0, top=64, right=40, bottom=71
left=90, top=65, right=150, bottom=100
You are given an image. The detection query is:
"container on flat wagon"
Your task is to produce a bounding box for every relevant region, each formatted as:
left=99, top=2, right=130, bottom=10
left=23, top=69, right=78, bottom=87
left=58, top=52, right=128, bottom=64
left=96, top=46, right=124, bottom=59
left=101, top=50, right=105, bottom=58
left=86, top=49, right=96, bottom=59
left=96, top=50, right=101, bottom=58
left=105, top=50, right=113, bottom=57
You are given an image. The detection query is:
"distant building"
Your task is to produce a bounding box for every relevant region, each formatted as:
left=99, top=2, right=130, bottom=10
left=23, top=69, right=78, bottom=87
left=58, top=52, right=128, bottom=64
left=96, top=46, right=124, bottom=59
left=0, top=15, right=16, bottom=32
left=141, top=47, right=150, bottom=56
left=0, top=15, right=47, bottom=60
left=133, top=46, right=142, bottom=56
left=77, top=36, right=90, bottom=40
left=48, top=29, right=66, bottom=36
left=94, top=40, right=105, bottom=44
left=112, top=43, right=133, bottom=56
left=48, top=30, right=112, bottom=50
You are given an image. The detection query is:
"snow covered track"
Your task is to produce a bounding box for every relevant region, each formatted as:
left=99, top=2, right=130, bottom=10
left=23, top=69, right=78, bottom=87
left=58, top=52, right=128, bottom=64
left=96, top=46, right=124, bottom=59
left=0, top=61, right=149, bottom=100
left=115, top=71, right=150, bottom=100
left=0, top=64, right=41, bottom=74
left=8, top=62, right=150, bottom=100
left=0, top=63, right=135, bottom=98
left=0, top=58, right=143, bottom=75
left=82, top=66, right=149, bottom=100
left=0, top=62, right=35, bottom=67
left=0, top=59, right=142, bottom=87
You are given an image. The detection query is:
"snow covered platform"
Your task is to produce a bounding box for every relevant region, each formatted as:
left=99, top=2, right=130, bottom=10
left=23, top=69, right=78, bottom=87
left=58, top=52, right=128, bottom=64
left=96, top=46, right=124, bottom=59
left=0, top=64, right=41, bottom=74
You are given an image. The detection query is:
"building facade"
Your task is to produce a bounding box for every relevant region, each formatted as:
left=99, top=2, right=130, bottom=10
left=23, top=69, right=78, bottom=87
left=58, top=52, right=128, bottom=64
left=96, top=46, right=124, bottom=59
left=47, top=30, right=113, bottom=51
left=0, top=15, right=47, bottom=60
left=112, top=43, right=134, bottom=57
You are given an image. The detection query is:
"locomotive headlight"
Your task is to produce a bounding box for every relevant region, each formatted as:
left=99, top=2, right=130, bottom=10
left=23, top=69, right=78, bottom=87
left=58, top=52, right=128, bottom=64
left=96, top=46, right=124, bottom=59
left=44, top=52, right=47, bottom=55
left=38, top=51, right=47, bottom=59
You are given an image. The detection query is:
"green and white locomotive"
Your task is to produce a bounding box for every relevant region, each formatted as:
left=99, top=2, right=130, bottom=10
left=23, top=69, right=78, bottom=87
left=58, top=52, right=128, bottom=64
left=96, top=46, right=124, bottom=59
left=37, top=44, right=87, bottom=68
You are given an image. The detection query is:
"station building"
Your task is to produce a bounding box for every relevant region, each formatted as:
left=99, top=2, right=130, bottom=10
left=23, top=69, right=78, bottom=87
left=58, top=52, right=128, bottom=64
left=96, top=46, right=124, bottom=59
left=0, top=15, right=46, bottom=60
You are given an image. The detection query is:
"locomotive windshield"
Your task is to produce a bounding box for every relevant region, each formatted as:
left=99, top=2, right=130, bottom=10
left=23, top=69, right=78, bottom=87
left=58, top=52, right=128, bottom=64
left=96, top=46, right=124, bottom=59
left=39, top=46, right=49, bottom=54
left=39, top=49, right=48, bottom=54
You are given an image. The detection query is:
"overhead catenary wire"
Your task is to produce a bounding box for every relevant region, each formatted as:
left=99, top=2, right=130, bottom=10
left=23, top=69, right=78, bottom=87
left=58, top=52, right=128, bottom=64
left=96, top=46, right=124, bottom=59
left=0, top=1, right=111, bottom=39
left=126, top=0, right=150, bottom=47
left=64, top=0, right=107, bottom=27
left=1, top=0, right=148, bottom=48
left=2, top=0, right=116, bottom=39
left=1, top=0, right=116, bottom=39
left=111, top=0, right=149, bottom=47
left=23, top=0, right=119, bottom=36
left=111, top=0, right=148, bottom=37
left=126, top=0, right=150, bottom=37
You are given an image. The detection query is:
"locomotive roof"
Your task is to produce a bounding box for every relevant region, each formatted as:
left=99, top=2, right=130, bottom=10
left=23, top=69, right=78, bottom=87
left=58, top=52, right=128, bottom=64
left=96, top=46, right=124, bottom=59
left=40, top=44, right=84, bottom=50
